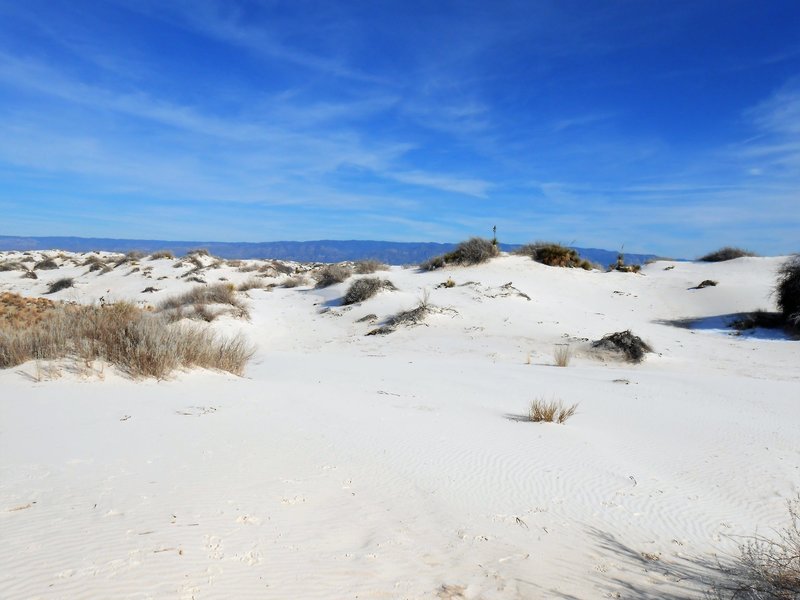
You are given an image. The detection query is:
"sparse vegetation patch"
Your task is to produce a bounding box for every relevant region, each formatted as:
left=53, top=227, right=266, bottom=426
left=149, top=250, right=175, bottom=260
left=159, top=283, right=249, bottom=321
left=710, top=495, right=800, bottom=599
left=354, top=260, right=388, bottom=274
left=0, top=301, right=253, bottom=377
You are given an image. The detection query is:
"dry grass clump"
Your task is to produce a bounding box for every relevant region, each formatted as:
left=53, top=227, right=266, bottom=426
left=515, top=242, right=594, bottom=269
left=420, top=237, right=499, bottom=270
left=158, top=283, right=249, bottom=321
left=711, top=496, right=800, bottom=599
left=21, top=270, right=38, bottom=280
left=592, top=330, right=652, bottom=363
left=237, top=277, right=265, bottom=292
left=528, top=398, right=578, bottom=423
left=34, top=258, right=59, bottom=270
left=315, top=264, right=353, bottom=288
left=114, top=251, right=145, bottom=267
left=149, top=250, right=175, bottom=260
left=553, top=344, right=572, bottom=367
left=282, top=275, right=308, bottom=288
left=342, top=277, right=396, bottom=305
left=0, top=292, right=56, bottom=327
left=699, top=247, right=758, bottom=262
left=46, top=277, right=74, bottom=294
left=186, top=248, right=211, bottom=257
left=354, top=259, right=388, bottom=274
left=776, top=255, right=800, bottom=327
left=0, top=261, right=25, bottom=272
left=0, top=301, right=253, bottom=377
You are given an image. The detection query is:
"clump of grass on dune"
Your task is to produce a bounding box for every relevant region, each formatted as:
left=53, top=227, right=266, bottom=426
left=46, top=277, right=74, bottom=294
left=237, top=277, right=265, bottom=292
left=527, top=398, right=578, bottom=423
left=114, top=251, right=145, bottom=267
left=0, top=300, right=254, bottom=377
left=699, top=247, right=758, bottom=262
left=0, top=261, right=25, bottom=272
left=514, top=242, right=594, bottom=269
left=342, top=277, right=396, bottom=305
left=354, top=259, right=388, bottom=274
left=315, top=264, right=353, bottom=288
left=34, top=258, right=59, bottom=271
left=149, top=250, right=175, bottom=260
left=158, top=283, right=249, bottom=321
left=420, top=237, right=499, bottom=271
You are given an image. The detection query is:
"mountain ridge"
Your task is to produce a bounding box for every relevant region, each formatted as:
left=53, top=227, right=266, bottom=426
left=0, top=235, right=660, bottom=266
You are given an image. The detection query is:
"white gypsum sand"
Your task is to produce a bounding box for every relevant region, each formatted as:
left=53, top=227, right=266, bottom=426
left=1, top=250, right=798, bottom=598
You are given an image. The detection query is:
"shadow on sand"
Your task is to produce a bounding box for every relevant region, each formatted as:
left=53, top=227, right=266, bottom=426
left=655, top=311, right=797, bottom=341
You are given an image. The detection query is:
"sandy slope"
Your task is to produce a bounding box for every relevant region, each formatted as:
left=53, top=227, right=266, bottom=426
left=1, top=251, right=798, bottom=599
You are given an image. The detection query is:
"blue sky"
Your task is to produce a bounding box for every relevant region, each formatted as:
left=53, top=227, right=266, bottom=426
left=0, top=1, right=798, bottom=256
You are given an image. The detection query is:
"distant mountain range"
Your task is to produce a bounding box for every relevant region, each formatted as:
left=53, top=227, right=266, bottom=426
left=0, top=235, right=659, bottom=266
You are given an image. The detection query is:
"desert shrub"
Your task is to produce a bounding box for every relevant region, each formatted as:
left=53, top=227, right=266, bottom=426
left=528, top=399, right=578, bottom=423
left=21, top=271, right=38, bottom=280
left=699, top=247, right=758, bottom=262
left=776, top=255, right=800, bottom=322
left=114, top=250, right=145, bottom=267
left=515, top=242, right=593, bottom=269
left=160, top=283, right=238, bottom=309
left=420, top=237, right=498, bottom=270
left=34, top=258, right=58, bottom=270
left=592, top=330, right=652, bottom=363
left=237, top=278, right=264, bottom=291
left=159, top=283, right=248, bottom=320
left=0, top=292, right=56, bottom=327
left=354, top=259, right=388, bottom=274
left=553, top=344, right=571, bottom=367
left=282, top=275, right=308, bottom=288
left=419, top=255, right=447, bottom=271
left=0, top=301, right=253, bottom=377
left=186, top=248, right=210, bottom=257
left=46, top=278, right=74, bottom=294
left=149, top=250, right=175, bottom=260
left=692, top=279, right=718, bottom=289
left=271, top=261, right=294, bottom=275
left=315, top=264, right=352, bottom=288
left=0, top=261, right=24, bottom=272
left=711, top=495, right=800, bottom=599
left=342, top=277, right=395, bottom=305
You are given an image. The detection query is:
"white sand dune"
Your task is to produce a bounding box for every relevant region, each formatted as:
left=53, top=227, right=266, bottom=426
left=1, top=251, right=798, bottom=599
